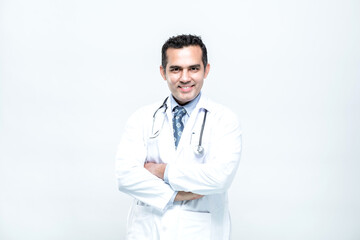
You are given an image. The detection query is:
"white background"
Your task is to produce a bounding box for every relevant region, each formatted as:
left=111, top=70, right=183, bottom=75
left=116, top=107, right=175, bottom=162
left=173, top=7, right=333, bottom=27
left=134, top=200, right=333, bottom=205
left=1, top=0, right=359, bottom=239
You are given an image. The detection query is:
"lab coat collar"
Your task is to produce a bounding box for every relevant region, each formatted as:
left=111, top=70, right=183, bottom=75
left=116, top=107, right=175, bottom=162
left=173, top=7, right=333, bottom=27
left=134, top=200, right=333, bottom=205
left=195, top=93, right=212, bottom=113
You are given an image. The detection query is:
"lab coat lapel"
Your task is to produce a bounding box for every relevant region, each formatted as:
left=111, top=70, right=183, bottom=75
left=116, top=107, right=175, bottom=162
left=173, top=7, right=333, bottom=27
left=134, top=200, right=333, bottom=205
left=176, top=96, right=210, bottom=156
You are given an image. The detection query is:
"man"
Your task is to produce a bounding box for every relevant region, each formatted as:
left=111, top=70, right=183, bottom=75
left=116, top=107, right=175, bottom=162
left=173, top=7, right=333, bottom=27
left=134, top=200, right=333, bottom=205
left=116, top=34, right=242, bottom=239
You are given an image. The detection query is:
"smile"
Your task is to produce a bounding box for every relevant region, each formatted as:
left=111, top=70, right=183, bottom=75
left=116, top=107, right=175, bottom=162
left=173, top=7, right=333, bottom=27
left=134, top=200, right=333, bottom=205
left=179, top=85, right=194, bottom=92
left=179, top=85, right=194, bottom=89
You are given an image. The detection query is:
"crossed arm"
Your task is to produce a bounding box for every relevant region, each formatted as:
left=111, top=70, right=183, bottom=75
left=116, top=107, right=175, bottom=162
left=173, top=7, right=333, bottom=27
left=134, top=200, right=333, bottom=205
left=144, top=162, right=203, bottom=201
left=117, top=106, right=242, bottom=209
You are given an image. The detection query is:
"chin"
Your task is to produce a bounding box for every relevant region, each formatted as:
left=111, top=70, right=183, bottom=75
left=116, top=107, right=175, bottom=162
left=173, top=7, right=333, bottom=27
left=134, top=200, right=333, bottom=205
left=174, top=91, right=197, bottom=104
left=180, top=97, right=195, bottom=105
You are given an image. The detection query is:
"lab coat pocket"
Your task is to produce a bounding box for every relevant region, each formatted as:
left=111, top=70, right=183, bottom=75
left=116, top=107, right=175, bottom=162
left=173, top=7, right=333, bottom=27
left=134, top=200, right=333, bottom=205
left=127, top=204, right=155, bottom=240
left=146, top=137, right=161, bottom=163
left=189, top=131, right=209, bottom=163
left=178, top=210, right=212, bottom=240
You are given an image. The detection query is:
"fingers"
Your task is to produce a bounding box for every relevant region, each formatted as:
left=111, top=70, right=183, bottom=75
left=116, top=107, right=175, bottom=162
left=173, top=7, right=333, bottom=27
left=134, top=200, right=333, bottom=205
left=175, top=191, right=204, bottom=201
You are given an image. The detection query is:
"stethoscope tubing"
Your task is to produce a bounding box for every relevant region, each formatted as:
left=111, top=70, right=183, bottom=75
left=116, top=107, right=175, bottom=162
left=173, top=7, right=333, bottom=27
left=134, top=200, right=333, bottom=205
left=151, top=97, right=207, bottom=157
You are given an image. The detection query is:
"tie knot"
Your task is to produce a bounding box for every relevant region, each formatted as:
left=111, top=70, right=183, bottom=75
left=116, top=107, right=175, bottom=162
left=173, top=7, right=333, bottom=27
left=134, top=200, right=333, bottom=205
left=173, top=106, right=186, bottom=117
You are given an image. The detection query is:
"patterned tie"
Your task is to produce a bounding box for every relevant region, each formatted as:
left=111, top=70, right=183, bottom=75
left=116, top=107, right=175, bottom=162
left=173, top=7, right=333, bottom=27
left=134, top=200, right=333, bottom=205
left=173, top=106, right=187, bottom=148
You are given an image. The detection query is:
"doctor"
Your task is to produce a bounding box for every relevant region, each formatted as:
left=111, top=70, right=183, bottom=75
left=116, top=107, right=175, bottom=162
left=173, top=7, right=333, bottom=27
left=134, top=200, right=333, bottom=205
left=116, top=34, right=242, bottom=240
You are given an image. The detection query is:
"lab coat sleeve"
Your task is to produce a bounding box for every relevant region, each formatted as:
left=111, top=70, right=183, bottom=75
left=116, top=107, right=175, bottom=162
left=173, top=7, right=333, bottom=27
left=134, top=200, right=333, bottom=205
left=167, top=108, right=242, bottom=195
left=115, top=107, right=175, bottom=211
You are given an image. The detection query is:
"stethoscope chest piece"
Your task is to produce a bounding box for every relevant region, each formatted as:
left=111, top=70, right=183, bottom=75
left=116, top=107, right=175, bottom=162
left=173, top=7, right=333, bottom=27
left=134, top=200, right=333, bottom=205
left=193, top=145, right=204, bottom=157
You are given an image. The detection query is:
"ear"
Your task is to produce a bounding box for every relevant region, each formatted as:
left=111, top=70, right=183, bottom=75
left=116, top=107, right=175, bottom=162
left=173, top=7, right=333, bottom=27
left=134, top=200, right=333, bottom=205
left=160, top=65, right=167, bottom=80
left=204, top=63, right=210, bottom=79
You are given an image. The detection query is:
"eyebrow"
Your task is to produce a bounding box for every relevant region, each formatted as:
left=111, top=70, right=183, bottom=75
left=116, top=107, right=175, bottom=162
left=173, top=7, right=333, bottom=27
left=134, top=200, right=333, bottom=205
left=189, top=64, right=201, bottom=69
left=169, top=64, right=201, bottom=70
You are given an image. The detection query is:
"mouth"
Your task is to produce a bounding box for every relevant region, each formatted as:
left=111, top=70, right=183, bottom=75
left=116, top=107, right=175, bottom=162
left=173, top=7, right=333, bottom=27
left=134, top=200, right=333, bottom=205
left=178, top=85, right=194, bottom=92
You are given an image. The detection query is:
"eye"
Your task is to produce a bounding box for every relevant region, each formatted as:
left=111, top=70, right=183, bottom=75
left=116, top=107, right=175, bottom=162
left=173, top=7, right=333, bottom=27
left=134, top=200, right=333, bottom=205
left=170, top=67, right=180, bottom=73
left=190, top=66, right=200, bottom=71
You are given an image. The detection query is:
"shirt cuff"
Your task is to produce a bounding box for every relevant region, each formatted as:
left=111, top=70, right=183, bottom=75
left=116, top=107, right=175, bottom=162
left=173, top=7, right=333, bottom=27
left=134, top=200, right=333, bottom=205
left=164, top=164, right=170, bottom=184
left=164, top=191, right=177, bottom=211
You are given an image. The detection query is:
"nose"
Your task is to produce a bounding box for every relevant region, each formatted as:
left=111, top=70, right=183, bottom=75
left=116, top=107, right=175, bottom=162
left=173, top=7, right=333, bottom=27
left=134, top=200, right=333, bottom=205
left=180, top=69, right=190, bottom=82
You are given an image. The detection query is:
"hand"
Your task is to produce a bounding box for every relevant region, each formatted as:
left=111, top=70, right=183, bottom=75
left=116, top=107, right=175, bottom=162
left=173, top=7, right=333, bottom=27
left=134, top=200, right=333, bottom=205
left=144, top=162, right=166, bottom=179
left=175, top=191, right=204, bottom=201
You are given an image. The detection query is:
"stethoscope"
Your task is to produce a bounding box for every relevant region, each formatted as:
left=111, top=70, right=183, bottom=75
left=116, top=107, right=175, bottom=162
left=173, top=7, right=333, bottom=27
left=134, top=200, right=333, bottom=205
left=151, top=97, right=208, bottom=157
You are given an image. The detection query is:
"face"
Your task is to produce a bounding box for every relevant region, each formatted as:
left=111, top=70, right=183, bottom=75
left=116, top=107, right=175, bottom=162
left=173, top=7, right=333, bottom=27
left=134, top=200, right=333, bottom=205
left=160, top=46, right=210, bottom=105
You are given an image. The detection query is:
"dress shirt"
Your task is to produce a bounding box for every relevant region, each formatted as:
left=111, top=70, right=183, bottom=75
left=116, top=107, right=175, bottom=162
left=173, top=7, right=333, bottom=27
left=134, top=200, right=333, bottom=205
left=163, top=92, right=202, bottom=208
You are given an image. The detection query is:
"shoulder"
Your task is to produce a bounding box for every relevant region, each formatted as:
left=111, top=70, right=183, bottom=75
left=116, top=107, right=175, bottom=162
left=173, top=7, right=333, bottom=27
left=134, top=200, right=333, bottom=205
left=131, top=101, right=161, bottom=117
left=126, top=100, right=165, bottom=125
left=204, top=98, right=239, bottom=121
left=202, top=97, right=242, bottom=132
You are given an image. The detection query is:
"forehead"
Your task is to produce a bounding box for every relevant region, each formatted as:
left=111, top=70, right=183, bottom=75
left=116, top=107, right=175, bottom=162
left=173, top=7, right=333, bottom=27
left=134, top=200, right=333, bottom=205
left=166, top=46, right=203, bottom=67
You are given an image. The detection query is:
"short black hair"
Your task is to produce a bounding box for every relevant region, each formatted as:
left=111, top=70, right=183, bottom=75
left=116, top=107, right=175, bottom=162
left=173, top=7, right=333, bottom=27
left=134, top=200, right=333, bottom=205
left=161, top=34, right=208, bottom=71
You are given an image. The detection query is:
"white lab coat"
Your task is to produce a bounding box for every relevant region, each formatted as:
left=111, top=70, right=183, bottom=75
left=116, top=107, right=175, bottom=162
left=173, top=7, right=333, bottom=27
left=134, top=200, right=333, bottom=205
left=116, top=95, right=242, bottom=240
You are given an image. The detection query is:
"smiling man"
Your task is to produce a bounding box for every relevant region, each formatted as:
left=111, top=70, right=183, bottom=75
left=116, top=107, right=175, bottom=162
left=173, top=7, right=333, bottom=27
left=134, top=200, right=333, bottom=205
left=160, top=44, right=209, bottom=105
left=116, top=34, right=242, bottom=240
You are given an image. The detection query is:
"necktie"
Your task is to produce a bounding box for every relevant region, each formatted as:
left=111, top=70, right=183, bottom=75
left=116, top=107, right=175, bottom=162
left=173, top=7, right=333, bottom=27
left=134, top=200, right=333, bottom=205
left=173, top=106, right=187, bottom=148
